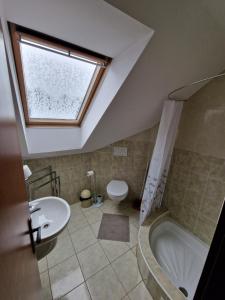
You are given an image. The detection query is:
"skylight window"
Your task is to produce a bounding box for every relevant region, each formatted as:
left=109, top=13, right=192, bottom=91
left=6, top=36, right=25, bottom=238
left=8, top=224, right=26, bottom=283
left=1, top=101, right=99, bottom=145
left=10, top=24, right=111, bottom=126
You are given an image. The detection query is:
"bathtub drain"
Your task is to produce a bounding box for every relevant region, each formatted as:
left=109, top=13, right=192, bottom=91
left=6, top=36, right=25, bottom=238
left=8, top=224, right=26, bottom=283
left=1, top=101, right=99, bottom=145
left=179, top=287, right=188, bottom=297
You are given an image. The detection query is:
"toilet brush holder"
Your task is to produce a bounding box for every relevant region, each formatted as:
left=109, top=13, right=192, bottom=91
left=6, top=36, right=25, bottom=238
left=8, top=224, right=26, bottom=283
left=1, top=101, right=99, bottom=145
left=92, top=194, right=103, bottom=208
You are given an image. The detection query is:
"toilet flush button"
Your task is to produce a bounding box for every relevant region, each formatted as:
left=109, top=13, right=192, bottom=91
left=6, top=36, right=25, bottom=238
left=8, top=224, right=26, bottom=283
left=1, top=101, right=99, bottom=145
left=113, top=147, right=127, bottom=156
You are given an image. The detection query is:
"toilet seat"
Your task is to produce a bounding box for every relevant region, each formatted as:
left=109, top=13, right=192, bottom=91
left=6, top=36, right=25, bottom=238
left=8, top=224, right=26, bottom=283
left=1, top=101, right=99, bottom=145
left=107, top=180, right=128, bottom=201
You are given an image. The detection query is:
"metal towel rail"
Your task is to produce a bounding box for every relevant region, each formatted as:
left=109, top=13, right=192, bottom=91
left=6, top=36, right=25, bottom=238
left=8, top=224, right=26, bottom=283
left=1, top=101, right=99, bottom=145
left=27, top=166, right=60, bottom=200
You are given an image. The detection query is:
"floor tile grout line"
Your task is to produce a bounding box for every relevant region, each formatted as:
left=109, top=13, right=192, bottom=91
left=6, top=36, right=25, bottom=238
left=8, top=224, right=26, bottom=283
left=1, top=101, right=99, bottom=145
left=47, top=227, right=87, bottom=298
left=81, top=207, right=139, bottom=297
left=109, top=258, right=128, bottom=298
left=46, top=232, right=103, bottom=272
left=68, top=208, right=103, bottom=234
left=84, top=263, right=127, bottom=299
left=66, top=225, right=94, bottom=300
left=96, top=239, right=113, bottom=265
left=75, top=240, right=99, bottom=255
left=45, top=251, right=54, bottom=300
left=80, top=246, right=111, bottom=281
left=41, top=201, right=140, bottom=300
left=68, top=222, right=90, bottom=235
left=46, top=231, right=77, bottom=270
left=123, top=279, right=146, bottom=299
left=85, top=262, right=110, bottom=281
left=67, top=215, right=89, bottom=233
left=89, top=220, right=101, bottom=238
left=59, top=281, right=91, bottom=300
left=69, top=224, right=99, bottom=253
left=58, top=281, right=85, bottom=299
left=38, top=257, right=48, bottom=274
left=85, top=209, right=139, bottom=263
left=58, top=266, right=142, bottom=300
left=47, top=252, right=76, bottom=271
left=99, top=240, right=135, bottom=264
left=87, top=213, right=138, bottom=264
left=67, top=229, right=87, bottom=279
left=109, top=249, right=141, bottom=297
left=87, top=210, right=140, bottom=297
left=47, top=255, right=80, bottom=299
left=52, top=248, right=137, bottom=297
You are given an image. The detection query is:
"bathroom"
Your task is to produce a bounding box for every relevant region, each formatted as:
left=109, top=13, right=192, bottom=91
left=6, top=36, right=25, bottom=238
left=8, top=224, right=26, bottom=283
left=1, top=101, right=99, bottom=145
left=0, top=0, right=225, bottom=300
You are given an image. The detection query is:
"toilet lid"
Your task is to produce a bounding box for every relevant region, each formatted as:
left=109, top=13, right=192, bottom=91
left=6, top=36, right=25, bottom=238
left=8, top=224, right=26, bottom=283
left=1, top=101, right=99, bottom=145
left=107, top=180, right=128, bottom=196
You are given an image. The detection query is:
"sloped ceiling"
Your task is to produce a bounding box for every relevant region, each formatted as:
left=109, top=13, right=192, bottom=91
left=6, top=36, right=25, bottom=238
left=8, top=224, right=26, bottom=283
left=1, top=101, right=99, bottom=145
left=3, top=0, right=225, bottom=157
left=84, top=0, right=225, bottom=151
left=1, top=0, right=153, bottom=157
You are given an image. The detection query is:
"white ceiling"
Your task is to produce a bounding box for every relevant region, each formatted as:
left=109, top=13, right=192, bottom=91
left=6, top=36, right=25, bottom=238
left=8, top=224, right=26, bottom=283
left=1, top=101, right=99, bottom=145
left=1, top=0, right=153, bottom=157
left=3, top=0, right=150, bottom=57
left=2, top=0, right=225, bottom=157
left=84, top=0, right=225, bottom=151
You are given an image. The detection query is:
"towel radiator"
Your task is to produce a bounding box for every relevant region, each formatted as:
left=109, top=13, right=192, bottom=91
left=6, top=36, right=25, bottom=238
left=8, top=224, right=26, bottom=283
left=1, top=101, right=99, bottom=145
left=27, top=166, right=60, bottom=200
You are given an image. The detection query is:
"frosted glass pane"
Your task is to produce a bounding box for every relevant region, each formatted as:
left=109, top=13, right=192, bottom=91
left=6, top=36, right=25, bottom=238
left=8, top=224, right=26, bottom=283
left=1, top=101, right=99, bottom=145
left=20, top=43, right=96, bottom=120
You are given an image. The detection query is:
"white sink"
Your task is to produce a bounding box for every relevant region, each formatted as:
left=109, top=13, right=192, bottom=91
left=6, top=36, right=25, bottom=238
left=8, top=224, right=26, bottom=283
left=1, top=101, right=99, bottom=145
left=30, top=196, right=71, bottom=243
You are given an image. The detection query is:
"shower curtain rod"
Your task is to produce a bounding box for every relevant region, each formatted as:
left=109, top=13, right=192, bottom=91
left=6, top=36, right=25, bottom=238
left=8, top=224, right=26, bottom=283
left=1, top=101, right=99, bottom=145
left=168, top=72, right=225, bottom=102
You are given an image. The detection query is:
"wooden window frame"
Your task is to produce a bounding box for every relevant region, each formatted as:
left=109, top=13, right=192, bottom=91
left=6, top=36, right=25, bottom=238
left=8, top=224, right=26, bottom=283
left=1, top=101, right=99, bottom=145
left=9, top=23, right=111, bottom=126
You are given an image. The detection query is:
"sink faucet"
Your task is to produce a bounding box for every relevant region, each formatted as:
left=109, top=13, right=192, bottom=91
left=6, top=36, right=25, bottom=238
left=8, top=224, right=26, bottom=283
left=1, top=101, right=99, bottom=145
left=29, top=205, right=41, bottom=214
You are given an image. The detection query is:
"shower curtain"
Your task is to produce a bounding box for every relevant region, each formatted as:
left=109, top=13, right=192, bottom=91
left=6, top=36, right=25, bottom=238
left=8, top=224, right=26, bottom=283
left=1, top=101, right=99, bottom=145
left=140, top=100, right=183, bottom=225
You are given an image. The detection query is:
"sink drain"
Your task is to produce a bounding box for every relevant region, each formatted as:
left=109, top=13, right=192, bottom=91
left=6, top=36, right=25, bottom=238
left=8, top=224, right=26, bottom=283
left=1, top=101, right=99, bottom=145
left=179, top=287, right=188, bottom=297
left=43, top=224, right=49, bottom=229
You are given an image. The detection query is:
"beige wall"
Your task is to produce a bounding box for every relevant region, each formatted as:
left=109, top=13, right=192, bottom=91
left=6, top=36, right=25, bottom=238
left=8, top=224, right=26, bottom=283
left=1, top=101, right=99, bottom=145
left=25, top=126, right=158, bottom=204
left=165, top=77, right=225, bottom=244
left=25, top=77, right=225, bottom=246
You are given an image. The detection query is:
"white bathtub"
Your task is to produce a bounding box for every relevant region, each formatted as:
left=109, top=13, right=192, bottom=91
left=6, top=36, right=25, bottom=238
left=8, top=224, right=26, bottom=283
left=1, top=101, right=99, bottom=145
left=150, top=220, right=209, bottom=300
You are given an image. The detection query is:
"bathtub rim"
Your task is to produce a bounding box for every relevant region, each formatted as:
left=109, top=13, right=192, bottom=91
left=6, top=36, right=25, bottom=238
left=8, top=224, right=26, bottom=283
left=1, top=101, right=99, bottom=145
left=138, top=209, right=186, bottom=300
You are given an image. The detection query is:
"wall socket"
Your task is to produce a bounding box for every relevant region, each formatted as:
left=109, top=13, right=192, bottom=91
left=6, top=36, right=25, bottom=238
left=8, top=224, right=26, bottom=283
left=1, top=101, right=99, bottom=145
left=113, top=146, right=128, bottom=157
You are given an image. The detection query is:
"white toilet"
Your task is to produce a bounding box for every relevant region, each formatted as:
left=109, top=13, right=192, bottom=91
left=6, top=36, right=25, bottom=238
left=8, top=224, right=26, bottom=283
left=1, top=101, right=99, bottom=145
left=107, top=180, right=129, bottom=201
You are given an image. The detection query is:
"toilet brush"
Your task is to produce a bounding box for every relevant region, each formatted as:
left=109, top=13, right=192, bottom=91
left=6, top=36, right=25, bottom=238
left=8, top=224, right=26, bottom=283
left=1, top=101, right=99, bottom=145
left=86, top=170, right=97, bottom=202
left=86, top=170, right=103, bottom=207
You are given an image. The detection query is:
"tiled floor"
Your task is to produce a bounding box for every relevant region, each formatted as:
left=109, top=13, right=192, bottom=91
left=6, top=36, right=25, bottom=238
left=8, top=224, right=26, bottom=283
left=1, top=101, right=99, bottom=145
left=38, top=199, right=153, bottom=300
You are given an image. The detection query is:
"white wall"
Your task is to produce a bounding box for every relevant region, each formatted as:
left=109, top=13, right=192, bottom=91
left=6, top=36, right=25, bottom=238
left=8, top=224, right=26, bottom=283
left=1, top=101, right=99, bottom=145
left=25, top=31, right=152, bottom=155
left=3, top=0, right=225, bottom=157
left=4, top=0, right=150, bottom=57
left=2, top=0, right=153, bottom=157
left=81, top=33, right=151, bottom=146
left=84, top=0, right=225, bottom=151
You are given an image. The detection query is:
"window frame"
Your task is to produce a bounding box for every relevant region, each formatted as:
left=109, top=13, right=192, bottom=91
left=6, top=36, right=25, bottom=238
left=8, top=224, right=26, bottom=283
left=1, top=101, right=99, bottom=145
left=9, top=23, right=111, bottom=126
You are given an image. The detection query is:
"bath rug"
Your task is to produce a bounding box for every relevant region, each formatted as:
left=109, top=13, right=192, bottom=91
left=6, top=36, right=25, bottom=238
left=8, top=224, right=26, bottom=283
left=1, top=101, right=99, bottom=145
left=98, top=213, right=130, bottom=242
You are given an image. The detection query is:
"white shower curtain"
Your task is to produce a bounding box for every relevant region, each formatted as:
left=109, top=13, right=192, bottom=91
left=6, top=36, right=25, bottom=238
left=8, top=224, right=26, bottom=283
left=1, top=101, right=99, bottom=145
left=140, top=100, right=183, bottom=225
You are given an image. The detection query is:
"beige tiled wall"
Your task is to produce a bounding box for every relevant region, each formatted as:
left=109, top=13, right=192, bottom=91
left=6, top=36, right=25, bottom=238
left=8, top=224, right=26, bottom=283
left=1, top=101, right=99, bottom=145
left=25, top=126, right=158, bottom=205
left=165, top=77, right=225, bottom=244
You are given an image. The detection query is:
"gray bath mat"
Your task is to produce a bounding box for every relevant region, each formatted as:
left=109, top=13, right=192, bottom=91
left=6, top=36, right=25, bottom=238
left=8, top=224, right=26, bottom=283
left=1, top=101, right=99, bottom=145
left=98, top=213, right=130, bottom=242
